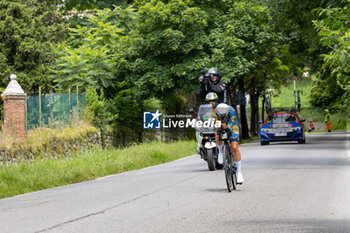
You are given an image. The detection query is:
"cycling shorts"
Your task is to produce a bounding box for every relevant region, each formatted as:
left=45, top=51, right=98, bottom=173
left=216, top=129, right=240, bottom=142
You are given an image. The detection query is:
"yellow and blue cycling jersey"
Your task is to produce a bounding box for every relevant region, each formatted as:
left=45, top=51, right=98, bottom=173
left=211, top=105, right=240, bottom=142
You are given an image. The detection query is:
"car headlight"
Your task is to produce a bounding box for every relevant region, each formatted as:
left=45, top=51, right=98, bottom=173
left=261, top=128, right=270, bottom=133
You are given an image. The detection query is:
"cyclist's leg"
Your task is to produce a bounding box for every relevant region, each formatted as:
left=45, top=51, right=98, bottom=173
left=228, top=131, right=240, bottom=161
left=215, top=130, right=224, bottom=164
left=229, top=134, right=244, bottom=184
left=230, top=141, right=241, bottom=162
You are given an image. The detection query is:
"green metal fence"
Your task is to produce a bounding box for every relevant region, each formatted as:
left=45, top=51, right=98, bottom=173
left=26, top=91, right=86, bottom=131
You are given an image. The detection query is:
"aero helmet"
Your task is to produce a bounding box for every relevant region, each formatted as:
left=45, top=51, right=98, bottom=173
left=215, top=103, right=230, bottom=120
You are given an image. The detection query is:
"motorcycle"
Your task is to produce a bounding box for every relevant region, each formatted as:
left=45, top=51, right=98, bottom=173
left=195, top=104, right=223, bottom=171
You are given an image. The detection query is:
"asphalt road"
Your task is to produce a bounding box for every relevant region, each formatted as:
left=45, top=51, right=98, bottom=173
left=1, top=132, right=349, bottom=233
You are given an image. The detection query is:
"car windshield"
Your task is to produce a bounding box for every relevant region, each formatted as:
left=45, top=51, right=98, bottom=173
left=266, top=113, right=297, bottom=123
left=197, top=104, right=213, bottom=121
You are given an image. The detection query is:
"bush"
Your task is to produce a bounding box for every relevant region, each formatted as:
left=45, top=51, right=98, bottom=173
left=310, top=70, right=345, bottom=110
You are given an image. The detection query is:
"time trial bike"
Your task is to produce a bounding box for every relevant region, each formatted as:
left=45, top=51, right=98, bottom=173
left=217, top=128, right=237, bottom=192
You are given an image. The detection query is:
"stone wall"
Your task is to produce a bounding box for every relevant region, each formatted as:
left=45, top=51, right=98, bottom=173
left=0, top=126, right=112, bottom=166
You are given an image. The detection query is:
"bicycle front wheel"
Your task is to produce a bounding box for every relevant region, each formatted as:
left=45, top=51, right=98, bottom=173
left=224, top=144, right=236, bottom=192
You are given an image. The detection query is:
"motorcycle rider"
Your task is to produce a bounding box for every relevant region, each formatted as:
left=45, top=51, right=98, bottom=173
left=196, top=92, right=218, bottom=154
left=199, top=68, right=226, bottom=103
left=210, top=100, right=244, bottom=184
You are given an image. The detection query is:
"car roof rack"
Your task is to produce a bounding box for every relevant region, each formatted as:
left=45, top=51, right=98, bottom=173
left=268, top=107, right=296, bottom=114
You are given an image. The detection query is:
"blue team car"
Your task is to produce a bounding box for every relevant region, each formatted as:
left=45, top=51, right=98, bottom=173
left=259, top=109, right=306, bottom=145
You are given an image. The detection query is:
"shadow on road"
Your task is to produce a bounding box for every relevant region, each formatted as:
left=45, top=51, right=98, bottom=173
left=205, top=187, right=244, bottom=193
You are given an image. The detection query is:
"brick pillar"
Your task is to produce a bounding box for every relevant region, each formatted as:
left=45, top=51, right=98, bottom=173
left=1, top=74, right=26, bottom=140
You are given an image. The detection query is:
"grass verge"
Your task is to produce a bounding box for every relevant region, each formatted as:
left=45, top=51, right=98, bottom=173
left=0, top=140, right=196, bottom=199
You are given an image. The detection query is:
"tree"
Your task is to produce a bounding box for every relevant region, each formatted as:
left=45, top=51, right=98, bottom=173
left=63, top=0, right=131, bottom=11
left=268, top=0, right=349, bottom=113
left=131, top=1, right=292, bottom=138
left=267, top=0, right=346, bottom=72
left=312, top=4, right=350, bottom=110
left=210, top=1, right=290, bottom=137
left=130, top=0, right=210, bottom=99
left=0, top=0, right=66, bottom=94
left=52, top=5, right=144, bottom=134
left=52, top=6, right=137, bottom=93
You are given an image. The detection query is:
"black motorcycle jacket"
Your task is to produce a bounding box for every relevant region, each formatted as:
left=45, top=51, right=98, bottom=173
left=199, top=80, right=226, bottom=103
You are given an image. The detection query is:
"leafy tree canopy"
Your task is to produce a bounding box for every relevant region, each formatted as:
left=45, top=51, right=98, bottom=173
left=312, top=3, right=350, bottom=109
left=52, top=5, right=137, bottom=92
left=268, top=0, right=346, bottom=70
left=131, top=0, right=210, bottom=97
left=52, top=5, right=143, bottom=130
left=63, top=0, right=131, bottom=11
left=0, top=0, right=66, bottom=94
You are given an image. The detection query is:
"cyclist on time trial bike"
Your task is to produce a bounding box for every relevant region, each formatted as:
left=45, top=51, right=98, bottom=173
left=206, top=92, right=244, bottom=184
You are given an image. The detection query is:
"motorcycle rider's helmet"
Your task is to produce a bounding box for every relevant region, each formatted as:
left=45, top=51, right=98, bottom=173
left=208, top=67, right=220, bottom=77
left=205, top=92, right=218, bottom=102
left=324, top=109, right=329, bottom=113
left=215, top=103, right=230, bottom=120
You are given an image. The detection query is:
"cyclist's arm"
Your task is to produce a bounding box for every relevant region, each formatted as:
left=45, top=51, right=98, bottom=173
left=228, top=107, right=240, bottom=134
